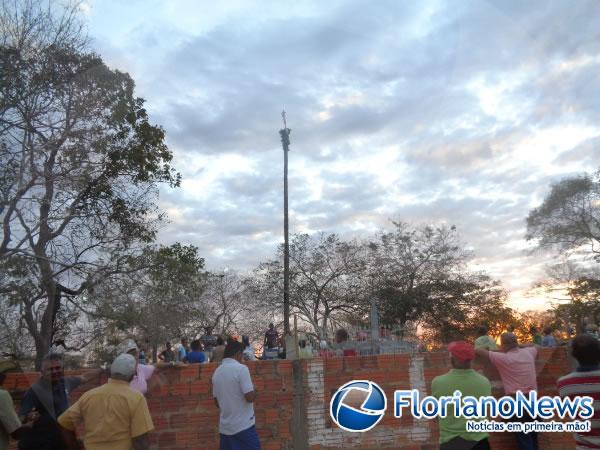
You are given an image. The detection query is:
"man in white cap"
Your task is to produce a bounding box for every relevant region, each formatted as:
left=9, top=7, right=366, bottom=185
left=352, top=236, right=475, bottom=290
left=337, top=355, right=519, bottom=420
left=58, top=354, right=154, bottom=450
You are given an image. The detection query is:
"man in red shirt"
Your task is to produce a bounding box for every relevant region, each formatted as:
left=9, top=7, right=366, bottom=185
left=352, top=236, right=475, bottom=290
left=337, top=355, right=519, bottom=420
left=557, top=335, right=600, bottom=450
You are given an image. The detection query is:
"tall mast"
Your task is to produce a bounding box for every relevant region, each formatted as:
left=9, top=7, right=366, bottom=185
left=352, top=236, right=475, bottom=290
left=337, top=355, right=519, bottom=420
left=279, top=111, right=291, bottom=335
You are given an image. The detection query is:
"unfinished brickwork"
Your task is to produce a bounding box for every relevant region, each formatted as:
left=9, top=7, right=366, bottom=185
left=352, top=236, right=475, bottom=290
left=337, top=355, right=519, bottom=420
left=2, top=347, right=576, bottom=450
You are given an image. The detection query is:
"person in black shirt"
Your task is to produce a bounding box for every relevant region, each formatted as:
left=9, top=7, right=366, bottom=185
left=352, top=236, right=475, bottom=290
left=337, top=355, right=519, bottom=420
left=264, top=323, right=279, bottom=350
left=158, top=342, right=176, bottom=363
left=18, top=353, right=102, bottom=450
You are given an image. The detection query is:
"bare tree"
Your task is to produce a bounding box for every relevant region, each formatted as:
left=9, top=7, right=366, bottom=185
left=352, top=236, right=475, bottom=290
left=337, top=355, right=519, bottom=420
left=254, top=233, right=369, bottom=339
left=199, top=272, right=254, bottom=335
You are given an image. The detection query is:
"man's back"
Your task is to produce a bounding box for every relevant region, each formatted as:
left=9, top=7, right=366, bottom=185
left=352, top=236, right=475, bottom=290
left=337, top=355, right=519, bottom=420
left=58, top=379, right=153, bottom=450
left=542, top=334, right=557, bottom=347
left=432, top=369, right=491, bottom=444
left=558, top=368, right=600, bottom=449
left=488, top=347, right=537, bottom=394
left=212, top=358, right=255, bottom=436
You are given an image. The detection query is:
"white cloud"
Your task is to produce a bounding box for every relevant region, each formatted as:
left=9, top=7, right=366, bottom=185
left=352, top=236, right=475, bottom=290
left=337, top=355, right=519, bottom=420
left=86, top=0, right=600, bottom=310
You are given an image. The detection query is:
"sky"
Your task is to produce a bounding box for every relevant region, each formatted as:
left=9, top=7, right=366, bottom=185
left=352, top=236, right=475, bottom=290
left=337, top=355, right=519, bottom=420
left=82, top=0, right=600, bottom=311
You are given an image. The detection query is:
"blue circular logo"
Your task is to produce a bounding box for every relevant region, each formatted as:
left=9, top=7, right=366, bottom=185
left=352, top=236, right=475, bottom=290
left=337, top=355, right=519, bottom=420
left=330, top=380, right=387, bottom=432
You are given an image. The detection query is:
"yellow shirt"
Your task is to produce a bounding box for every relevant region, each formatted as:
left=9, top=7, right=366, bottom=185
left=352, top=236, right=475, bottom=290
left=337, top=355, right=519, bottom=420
left=58, top=379, right=154, bottom=450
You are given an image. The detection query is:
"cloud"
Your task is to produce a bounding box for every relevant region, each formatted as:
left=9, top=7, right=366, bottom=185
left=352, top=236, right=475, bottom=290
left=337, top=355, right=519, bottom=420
left=87, top=0, right=600, bottom=306
left=553, top=135, right=600, bottom=167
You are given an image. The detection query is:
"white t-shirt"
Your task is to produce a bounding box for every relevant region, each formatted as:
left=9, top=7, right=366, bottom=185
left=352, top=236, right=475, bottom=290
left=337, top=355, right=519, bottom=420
left=212, top=358, right=255, bottom=435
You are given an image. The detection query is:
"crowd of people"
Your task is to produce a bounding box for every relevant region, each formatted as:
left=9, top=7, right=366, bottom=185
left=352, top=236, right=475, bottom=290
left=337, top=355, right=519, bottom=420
left=434, top=329, right=600, bottom=450
left=0, top=322, right=599, bottom=450
left=142, top=324, right=283, bottom=368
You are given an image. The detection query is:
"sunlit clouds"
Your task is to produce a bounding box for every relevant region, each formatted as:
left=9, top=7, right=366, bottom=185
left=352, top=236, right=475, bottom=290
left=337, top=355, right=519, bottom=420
left=86, top=0, right=600, bottom=309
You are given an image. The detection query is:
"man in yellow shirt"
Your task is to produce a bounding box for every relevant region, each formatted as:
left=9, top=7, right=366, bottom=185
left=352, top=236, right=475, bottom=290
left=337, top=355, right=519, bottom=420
left=58, top=354, right=154, bottom=450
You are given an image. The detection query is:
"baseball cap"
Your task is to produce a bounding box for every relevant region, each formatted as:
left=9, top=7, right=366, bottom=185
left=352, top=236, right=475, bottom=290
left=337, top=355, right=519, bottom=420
left=448, top=341, right=475, bottom=362
left=120, top=339, right=138, bottom=354
left=110, top=354, right=137, bottom=377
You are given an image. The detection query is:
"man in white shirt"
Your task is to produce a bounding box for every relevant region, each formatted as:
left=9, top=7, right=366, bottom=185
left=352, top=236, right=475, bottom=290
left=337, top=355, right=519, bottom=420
left=212, top=341, right=261, bottom=450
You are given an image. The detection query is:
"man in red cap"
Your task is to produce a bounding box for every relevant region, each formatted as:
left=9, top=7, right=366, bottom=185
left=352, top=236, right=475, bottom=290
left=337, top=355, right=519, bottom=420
left=432, top=341, right=492, bottom=450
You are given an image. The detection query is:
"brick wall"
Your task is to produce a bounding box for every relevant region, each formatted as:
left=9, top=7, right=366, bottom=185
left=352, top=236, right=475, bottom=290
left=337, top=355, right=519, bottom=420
left=2, top=347, right=576, bottom=450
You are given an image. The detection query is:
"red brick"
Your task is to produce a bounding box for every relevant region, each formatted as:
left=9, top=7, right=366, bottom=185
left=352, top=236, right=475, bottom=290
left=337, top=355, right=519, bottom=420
left=157, top=432, right=177, bottom=446
left=199, top=363, right=217, bottom=379
left=190, top=379, right=210, bottom=394
left=264, top=408, right=279, bottom=422
left=169, top=413, right=189, bottom=428
left=170, top=382, right=190, bottom=396
left=3, top=348, right=576, bottom=450
left=179, top=365, right=200, bottom=381
left=276, top=360, right=293, bottom=376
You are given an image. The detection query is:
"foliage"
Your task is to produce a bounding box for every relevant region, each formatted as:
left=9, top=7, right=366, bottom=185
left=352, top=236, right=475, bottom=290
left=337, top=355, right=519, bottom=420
left=368, top=222, right=515, bottom=344
left=530, top=259, right=600, bottom=335
left=526, top=170, right=600, bottom=260
left=553, top=277, right=600, bottom=333
left=85, top=244, right=205, bottom=358
left=253, top=224, right=515, bottom=346
left=0, top=0, right=180, bottom=366
left=368, top=223, right=465, bottom=327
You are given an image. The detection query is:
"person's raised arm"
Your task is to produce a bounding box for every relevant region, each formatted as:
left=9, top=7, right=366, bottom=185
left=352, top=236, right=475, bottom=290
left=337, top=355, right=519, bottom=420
left=475, top=347, right=490, bottom=360
left=79, top=367, right=105, bottom=384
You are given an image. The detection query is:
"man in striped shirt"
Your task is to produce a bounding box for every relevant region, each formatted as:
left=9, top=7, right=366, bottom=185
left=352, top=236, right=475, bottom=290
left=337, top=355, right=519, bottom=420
left=557, top=334, right=600, bottom=450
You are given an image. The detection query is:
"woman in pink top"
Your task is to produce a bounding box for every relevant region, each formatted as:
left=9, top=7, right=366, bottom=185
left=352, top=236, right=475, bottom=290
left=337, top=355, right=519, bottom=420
left=121, top=339, right=182, bottom=395
left=121, top=340, right=155, bottom=395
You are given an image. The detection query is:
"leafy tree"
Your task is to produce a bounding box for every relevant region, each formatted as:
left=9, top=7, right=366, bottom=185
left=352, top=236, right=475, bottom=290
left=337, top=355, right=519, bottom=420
left=526, top=170, right=600, bottom=260
left=368, top=222, right=515, bottom=345
left=0, top=1, right=179, bottom=367
left=85, top=243, right=205, bottom=362
left=420, top=274, right=515, bottom=344
left=368, top=222, right=464, bottom=328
